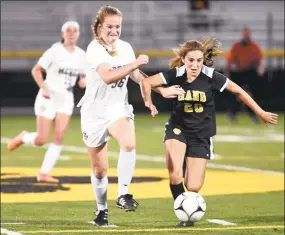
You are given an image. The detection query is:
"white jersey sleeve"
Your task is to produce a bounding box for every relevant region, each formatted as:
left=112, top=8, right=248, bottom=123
left=38, top=45, right=55, bottom=70
left=126, top=42, right=136, bottom=63
left=86, top=41, right=109, bottom=71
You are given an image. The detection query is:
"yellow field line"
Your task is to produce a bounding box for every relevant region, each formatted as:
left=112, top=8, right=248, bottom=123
left=1, top=50, right=284, bottom=58
left=18, top=225, right=284, bottom=234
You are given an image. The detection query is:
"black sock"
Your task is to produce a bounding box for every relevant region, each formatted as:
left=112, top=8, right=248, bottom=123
left=170, top=182, right=185, bottom=200
left=182, top=159, right=187, bottom=178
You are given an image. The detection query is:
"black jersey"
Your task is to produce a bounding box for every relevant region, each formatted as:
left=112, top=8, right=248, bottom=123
left=160, top=65, right=228, bottom=138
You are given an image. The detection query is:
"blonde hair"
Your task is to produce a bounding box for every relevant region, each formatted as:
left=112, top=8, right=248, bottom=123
left=169, top=37, right=223, bottom=69
left=91, top=5, right=122, bottom=56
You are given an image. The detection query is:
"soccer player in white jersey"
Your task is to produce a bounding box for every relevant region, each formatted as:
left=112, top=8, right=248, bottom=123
left=7, top=21, right=86, bottom=183
left=77, top=5, right=185, bottom=226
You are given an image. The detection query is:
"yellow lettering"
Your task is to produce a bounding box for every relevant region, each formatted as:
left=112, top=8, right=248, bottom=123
left=200, top=92, right=206, bottom=102
left=185, top=90, right=192, bottom=101
left=192, top=90, right=199, bottom=101
left=194, top=104, right=203, bottom=113
left=178, top=94, right=185, bottom=101
left=184, top=103, right=193, bottom=113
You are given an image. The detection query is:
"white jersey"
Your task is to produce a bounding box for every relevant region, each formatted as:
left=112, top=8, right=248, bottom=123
left=77, top=39, right=136, bottom=121
left=38, top=42, right=86, bottom=94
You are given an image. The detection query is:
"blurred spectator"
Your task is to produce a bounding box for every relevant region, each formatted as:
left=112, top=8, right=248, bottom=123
left=224, top=26, right=264, bottom=123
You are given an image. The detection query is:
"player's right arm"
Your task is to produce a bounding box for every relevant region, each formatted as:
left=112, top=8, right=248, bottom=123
left=97, top=54, right=148, bottom=84
left=31, top=46, right=54, bottom=99
left=87, top=41, right=148, bottom=85
left=141, top=73, right=166, bottom=117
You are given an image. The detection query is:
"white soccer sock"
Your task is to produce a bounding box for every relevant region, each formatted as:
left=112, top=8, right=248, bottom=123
left=91, top=172, right=108, bottom=211
left=39, top=143, right=62, bottom=174
left=22, top=132, right=37, bottom=146
left=117, top=149, right=136, bottom=197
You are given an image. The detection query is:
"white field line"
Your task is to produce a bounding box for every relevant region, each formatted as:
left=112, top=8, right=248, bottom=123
left=1, top=223, right=25, bottom=225
left=207, top=219, right=237, bottom=226
left=87, top=221, right=118, bottom=227
left=59, top=155, right=71, bottom=161
left=1, top=137, right=284, bottom=176
left=1, top=228, right=24, bottom=235
left=214, top=135, right=283, bottom=142
left=152, top=126, right=284, bottom=140
left=152, top=129, right=283, bottom=142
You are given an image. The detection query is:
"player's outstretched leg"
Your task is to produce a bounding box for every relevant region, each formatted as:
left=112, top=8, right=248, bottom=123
left=116, top=194, right=139, bottom=212
left=93, top=209, right=108, bottom=226
left=7, top=131, right=27, bottom=151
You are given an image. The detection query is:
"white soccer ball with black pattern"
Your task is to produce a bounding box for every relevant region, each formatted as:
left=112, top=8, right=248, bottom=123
left=174, top=192, right=206, bottom=222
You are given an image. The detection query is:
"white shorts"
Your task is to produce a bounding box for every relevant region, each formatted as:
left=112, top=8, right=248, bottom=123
left=81, top=104, right=134, bottom=148
left=34, top=89, right=74, bottom=120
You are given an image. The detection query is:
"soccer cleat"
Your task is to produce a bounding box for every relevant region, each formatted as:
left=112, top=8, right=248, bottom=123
left=7, top=131, right=27, bottom=151
left=116, top=194, right=139, bottom=212
left=93, top=209, right=108, bottom=226
left=37, top=173, right=59, bottom=183
left=176, top=221, right=195, bottom=227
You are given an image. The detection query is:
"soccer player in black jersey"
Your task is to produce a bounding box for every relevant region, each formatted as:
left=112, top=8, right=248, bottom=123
left=141, top=38, right=278, bottom=227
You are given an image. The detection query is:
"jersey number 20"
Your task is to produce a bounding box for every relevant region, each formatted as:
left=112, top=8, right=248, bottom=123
left=184, top=103, right=203, bottom=113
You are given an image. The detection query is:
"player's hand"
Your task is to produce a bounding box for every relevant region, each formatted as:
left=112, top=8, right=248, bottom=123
left=258, top=111, right=278, bottom=126
left=78, top=77, right=86, bottom=88
left=135, top=54, right=149, bottom=68
left=42, top=87, right=50, bottom=99
left=145, top=101, right=158, bottom=117
left=160, top=85, right=185, bottom=99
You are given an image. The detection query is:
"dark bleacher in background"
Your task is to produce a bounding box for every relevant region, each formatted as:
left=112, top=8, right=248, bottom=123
left=1, top=1, right=284, bottom=114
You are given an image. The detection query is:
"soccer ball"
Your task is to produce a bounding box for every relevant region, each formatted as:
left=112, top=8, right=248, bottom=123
left=174, top=192, right=206, bottom=222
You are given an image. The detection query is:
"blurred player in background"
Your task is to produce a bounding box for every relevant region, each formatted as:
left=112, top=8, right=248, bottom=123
left=77, top=5, right=184, bottom=227
left=141, top=38, right=278, bottom=227
left=7, top=21, right=86, bottom=183
left=224, top=26, right=264, bottom=123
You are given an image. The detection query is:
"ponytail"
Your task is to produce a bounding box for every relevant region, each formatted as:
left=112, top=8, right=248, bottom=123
left=169, top=49, right=184, bottom=69
left=202, top=37, right=222, bottom=67
left=92, top=16, right=100, bottom=38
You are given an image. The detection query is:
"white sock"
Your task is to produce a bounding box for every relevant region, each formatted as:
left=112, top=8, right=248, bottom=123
left=39, top=143, right=62, bottom=174
left=22, top=132, right=37, bottom=146
left=91, top=172, right=108, bottom=211
left=117, top=149, right=136, bottom=197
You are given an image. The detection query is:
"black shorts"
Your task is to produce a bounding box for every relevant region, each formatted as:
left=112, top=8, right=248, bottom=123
left=163, top=124, right=214, bottom=160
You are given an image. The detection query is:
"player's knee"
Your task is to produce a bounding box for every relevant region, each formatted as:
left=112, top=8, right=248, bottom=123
left=120, top=143, right=136, bottom=152
left=91, top=163, right=108, bottom=178
left=35, top=135, right=49, bottom=146
left=169, top=170, right=183, bottom=184
left=185, top=181, right=203, bottom=193
left=53, top=132, right=64, bottom=145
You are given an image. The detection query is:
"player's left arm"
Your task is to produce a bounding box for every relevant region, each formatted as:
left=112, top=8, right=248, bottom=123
left=128, top=43, right=183, bottom=99
left=130, top=69, right=185, bottom=99
left=225, top=79, right=278, bottom=125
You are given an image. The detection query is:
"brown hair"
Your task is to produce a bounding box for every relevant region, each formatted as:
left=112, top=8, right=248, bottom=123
left=91, top=5, right=122, bottom=56
left=169, top=37, right=222, bottom=69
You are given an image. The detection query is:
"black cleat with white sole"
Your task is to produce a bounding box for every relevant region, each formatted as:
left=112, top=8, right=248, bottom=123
left=116, top=194, right=139, bottom=212
left=93, top=209, right=108, bottom=226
